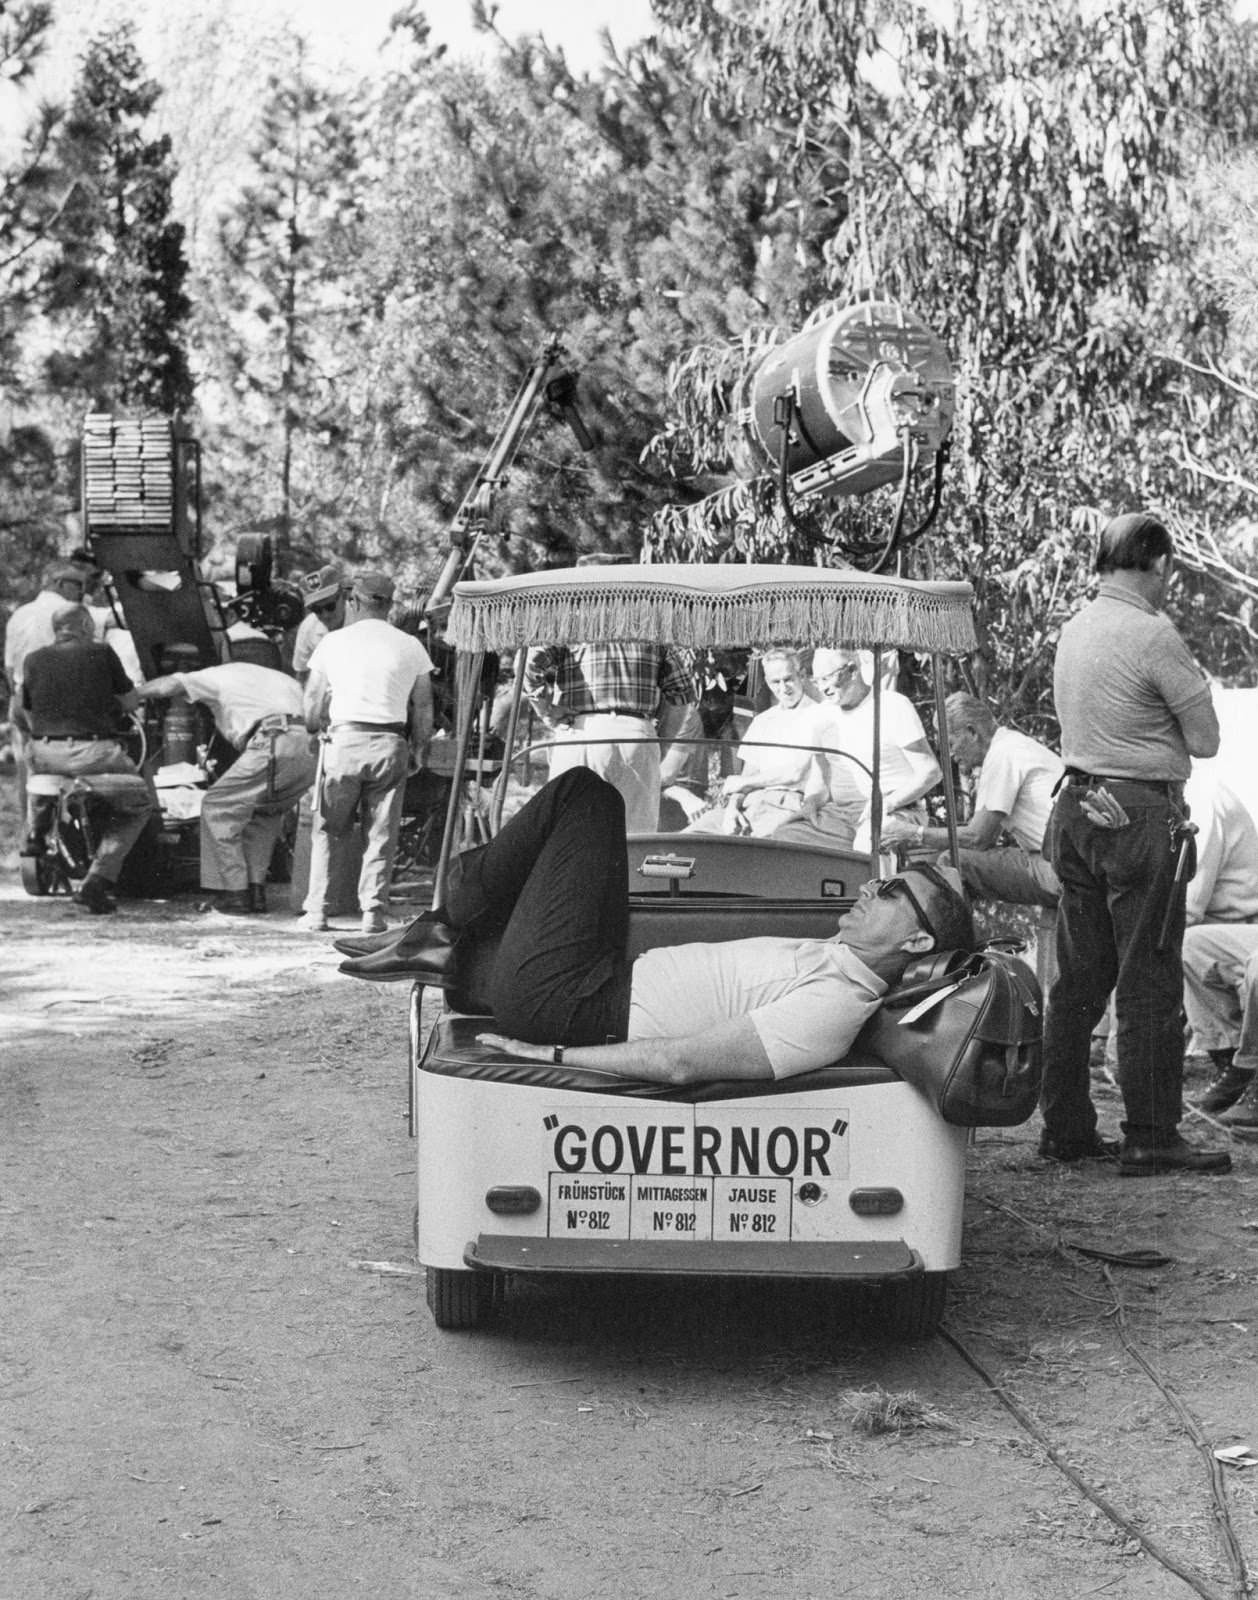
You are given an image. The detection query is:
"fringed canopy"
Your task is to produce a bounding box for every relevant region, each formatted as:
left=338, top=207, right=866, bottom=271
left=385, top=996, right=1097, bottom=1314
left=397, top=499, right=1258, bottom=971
left=447, top=564, right=977, bottom=655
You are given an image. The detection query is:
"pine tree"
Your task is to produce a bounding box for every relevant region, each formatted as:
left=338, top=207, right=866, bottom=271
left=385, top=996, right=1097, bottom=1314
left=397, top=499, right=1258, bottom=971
left=0, top=1, right=70, bottom=607
left=201, top=37, right=365, bottom=564
left=43, top=22, right=193, bottom=416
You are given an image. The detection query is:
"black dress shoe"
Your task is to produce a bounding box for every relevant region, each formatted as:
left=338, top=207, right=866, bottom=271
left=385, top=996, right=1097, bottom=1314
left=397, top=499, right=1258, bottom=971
left=334, top=910, right=448, bottom=960
left=333, top=930, right=398, bottom=958
left=1119, top=1133, right=1232, bottom=1177
left=339, top=921, right=460, bottom=985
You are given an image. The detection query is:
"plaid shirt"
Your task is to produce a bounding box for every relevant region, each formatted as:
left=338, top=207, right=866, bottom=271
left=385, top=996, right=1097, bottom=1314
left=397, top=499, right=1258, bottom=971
left=524, top=643, right=693, bottom=720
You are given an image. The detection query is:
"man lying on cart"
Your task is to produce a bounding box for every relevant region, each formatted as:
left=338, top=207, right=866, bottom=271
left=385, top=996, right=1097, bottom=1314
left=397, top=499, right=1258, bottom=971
left=340, top=768, right=976, bottom=1086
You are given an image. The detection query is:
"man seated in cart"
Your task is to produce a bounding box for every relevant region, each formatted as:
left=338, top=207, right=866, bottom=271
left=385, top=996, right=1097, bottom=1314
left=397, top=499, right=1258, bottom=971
left=683, top=646, right=830, bottom=837
left=774, top=646, right=941, bottom=853
left=340, top=768, right=976, bottom=1085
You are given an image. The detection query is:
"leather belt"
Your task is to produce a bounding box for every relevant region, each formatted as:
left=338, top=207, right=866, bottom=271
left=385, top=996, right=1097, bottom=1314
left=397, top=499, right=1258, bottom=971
left=33, top=733, right=98, bottom=742
left=1064, top=768, right=1180, bottom=794
left=579, top=708, right=651, bottom=720
left=331, top=720, right=408, bottom=736
left=244, top=714, right=305, bottom=744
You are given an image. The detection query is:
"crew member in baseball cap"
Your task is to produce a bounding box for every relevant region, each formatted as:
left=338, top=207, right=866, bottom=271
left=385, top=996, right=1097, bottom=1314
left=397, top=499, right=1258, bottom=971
left=349, top=569, right=395, bottom=604
left=293, top=564, right=345, bottom=682
left=300, top=567, right=433, bottom=936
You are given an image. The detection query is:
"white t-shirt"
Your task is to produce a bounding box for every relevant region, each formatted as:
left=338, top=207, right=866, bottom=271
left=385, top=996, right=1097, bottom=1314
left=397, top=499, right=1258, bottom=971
left=176, top=662, right=304, bottom=748
left=974, top=725, right=1063, bottom=854
left=738, top=699, right=831, bottom=788
left=306, top=619, right=432, bottom=725
left=628, top=937, right=886, bottom=1079
left=814, top=690, right=933, bottom=808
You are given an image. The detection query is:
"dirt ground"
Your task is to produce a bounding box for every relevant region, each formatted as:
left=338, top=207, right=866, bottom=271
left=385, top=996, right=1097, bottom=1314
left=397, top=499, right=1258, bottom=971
left=4, top=773, right=1258, bottom=1600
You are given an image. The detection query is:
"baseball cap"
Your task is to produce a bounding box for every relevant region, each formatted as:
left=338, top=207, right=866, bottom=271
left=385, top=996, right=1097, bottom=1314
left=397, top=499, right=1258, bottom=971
left=351, top=569, right=395, bottom=602
left=299, top=564, right=343, bottom=609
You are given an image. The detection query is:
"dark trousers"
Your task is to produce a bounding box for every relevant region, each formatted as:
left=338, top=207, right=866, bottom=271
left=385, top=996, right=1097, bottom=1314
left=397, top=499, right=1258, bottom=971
left=443, top=768, right=633, bottom=1045
left=1040, top=781, right=1187, bottom=1144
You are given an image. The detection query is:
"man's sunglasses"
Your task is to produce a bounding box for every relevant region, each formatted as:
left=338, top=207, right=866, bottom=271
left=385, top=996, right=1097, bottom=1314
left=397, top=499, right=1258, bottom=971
left=865, top=874, right=938, bottom=943
left=309, top=598, right=340, bottom=616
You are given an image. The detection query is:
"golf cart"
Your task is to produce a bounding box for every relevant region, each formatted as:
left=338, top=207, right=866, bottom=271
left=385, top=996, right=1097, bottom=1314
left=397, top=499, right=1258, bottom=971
left=410, top=561, right=1030, bottom=1339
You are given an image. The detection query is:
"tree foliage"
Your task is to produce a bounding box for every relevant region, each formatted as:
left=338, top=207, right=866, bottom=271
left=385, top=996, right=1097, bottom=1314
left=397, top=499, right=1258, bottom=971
left=43, top=22, right=192, bottom=416
left=0, top=1, right=66, bottom=597
left=630, top=0, right=1258, bottom=726
left=198, top=38, right=366, bottom=566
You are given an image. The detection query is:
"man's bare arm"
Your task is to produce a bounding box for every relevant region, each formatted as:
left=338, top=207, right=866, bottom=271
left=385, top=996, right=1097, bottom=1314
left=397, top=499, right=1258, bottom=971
left=303, top=669, right=330, bottom=735
left=477, top=1015, right=774, bottom=1086
left=1178, top=696, right=1220, bottom=759
left=886, top=806, right=1006, bottom=851
left=408, top=671, right=433, bottom=746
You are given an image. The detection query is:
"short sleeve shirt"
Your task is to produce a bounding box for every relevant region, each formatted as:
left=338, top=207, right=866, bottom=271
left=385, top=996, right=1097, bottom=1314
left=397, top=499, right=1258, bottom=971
left=307, top=620, right=432, bottom=724
left=1053, top=585, right=1212, bottom=781
left=523, top=643, right=692, bottom=718
left=175, top=662, right=304, bottom=748
left=22, top=641, right=135, bottom=738
left=628, top=937, right=886, bottom=1079
left=813, top=690, right=931, bottom=806
left=738, top=699, right=831, bottom=788
left=974, top=726, right=1064, bottom=854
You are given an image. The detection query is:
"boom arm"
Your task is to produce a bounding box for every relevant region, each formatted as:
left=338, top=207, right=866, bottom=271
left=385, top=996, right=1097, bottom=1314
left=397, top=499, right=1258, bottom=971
left=425, top=335, right=572, bottom=617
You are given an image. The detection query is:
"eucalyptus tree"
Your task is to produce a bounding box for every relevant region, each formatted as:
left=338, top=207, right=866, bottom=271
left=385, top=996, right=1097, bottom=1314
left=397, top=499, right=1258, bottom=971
left=629, top=0, right=1258, bottom=720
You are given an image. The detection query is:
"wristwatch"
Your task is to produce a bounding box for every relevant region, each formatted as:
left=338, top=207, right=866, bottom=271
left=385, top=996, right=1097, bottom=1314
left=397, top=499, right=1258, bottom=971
left=552, top=1045, right=564, bottom=1064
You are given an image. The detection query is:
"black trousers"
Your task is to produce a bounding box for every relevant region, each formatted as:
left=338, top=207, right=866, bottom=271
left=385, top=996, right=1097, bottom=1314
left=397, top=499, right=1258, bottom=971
left=444, top=768, right=633, bottom=1045
left=1041, top=780, right=1187, bottom=1143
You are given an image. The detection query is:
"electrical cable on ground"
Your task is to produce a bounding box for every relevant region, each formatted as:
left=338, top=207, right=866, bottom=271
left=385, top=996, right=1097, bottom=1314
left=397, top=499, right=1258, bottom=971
left=965, top=1190, right=1252, bottom=1600
left=1100, top=1262, right=1251, bottom=1598
left=940, top=1326, right=1234, bottom=1600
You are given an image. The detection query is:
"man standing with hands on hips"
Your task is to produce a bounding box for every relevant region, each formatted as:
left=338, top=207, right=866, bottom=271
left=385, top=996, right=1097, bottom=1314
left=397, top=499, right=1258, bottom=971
left=302, top=570, right=433, bottom=936
left=1039, top=512, right=1230, bottom=1175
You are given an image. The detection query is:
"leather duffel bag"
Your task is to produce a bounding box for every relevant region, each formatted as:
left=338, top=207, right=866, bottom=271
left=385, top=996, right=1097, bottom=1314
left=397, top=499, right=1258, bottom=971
left=855, top=948, right=1043, bottom=1127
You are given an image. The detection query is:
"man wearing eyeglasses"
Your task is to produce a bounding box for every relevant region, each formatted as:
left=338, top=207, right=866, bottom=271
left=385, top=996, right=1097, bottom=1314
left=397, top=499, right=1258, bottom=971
left=340, top=769, right=976, bottom=1086
left=292, top=564, right=345, bottom=683
left=774, top=646, right=941, bottom=853
left=884, top=691, right=1063, bottom=910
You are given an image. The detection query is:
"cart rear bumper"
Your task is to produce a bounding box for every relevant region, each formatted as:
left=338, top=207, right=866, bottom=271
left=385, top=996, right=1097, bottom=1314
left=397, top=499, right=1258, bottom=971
left=465, top=1233, right=921, bottom=1280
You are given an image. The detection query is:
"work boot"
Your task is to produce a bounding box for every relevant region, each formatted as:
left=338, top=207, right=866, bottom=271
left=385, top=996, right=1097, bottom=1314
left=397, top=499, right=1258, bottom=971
left=247, top=883, right=268, bottom=914
left=361, top=910, right=388, bottom=936
left=1219, top=1074, right=1258, bottom=1138
left=214, top=890, right=253, bottom=915
left=1195, top=1050, right=1255, bottom=1116
left=73, top=875, right=116, bottom=915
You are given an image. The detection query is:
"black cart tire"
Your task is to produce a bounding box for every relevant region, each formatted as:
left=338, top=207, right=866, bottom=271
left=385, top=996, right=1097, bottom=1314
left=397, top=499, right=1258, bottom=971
left=876, top=1272, right=949, bottom=1340
left=426, top=1266, right=490, bottom=1330
left=20, top=853, right=57, bottom=896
